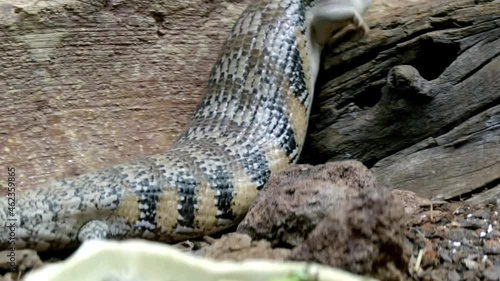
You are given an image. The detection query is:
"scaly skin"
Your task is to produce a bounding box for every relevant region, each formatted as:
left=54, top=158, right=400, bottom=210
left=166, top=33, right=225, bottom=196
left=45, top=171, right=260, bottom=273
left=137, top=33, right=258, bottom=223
left=0, top=0, right=371, bottom=252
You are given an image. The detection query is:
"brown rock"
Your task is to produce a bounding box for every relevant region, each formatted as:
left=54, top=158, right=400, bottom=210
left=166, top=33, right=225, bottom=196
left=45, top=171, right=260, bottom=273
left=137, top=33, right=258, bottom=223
left=237, top=160, right=376, bottom=247
left=422, top=239, right=438, bottom=268
left=389, top=189, right=431, bottom=217
left=203, top=233, right=290, bottom=261
left=485, top=240, right=500, bottom=255
left=289, top=187, right=409, bottom=281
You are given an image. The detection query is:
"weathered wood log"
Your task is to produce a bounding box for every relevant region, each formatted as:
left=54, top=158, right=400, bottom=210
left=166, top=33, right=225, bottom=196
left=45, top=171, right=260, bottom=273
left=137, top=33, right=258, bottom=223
left=299, top=0, right=500, bottom=202
left=0, top=0, right=498, bottom=203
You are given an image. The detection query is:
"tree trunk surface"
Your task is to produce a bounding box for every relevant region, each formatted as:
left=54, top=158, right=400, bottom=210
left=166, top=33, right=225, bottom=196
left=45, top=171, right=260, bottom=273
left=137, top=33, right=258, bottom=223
left=0, top=0, right=498, bottom=203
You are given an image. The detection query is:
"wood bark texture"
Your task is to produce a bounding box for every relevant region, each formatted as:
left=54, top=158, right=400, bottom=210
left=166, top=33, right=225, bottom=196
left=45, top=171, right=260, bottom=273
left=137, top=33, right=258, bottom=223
left=300, top=0, right=500, bottom=203
left=0, top=0, right=498, bottom=203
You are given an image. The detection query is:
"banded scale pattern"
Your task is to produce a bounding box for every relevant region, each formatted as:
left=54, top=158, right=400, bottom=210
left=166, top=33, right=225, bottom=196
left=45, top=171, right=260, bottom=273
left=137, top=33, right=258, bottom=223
left=0, top=0, right=371, bottom=252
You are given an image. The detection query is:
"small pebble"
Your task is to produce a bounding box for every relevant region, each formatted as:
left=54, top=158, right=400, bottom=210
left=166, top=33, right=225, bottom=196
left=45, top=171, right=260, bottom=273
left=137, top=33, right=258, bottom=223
left=463, top=271, right=477, bottom=281
left=448, top=269, right=460, bottom=281
left=464, top=258, right=479, bottom=271
left=472, top=209, right=490, bottom=219
left=483, top=266, right=500, bottom=281
left=460, top=219, right=487, bottom=230
left=439, top=249, right=452, bottom=263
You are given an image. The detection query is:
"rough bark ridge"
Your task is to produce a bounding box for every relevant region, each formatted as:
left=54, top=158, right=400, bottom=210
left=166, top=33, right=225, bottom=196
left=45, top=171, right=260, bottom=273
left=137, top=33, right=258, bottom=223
left=0, top=0, right=499, bottom=202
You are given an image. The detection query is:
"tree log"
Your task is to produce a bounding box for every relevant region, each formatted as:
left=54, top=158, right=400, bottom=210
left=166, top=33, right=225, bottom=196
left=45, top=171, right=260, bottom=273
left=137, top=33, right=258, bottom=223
left=0, top=0, right=498, bottom=202
left=300, top=0, right=500, bottom=202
